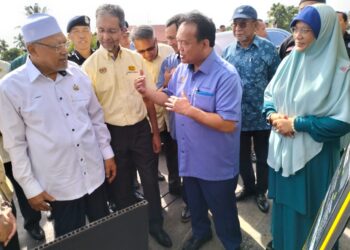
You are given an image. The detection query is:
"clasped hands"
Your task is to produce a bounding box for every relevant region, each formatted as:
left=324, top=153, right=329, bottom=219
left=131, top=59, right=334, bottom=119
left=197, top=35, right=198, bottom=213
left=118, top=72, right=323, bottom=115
left=269, top=113, right=295, bottom=137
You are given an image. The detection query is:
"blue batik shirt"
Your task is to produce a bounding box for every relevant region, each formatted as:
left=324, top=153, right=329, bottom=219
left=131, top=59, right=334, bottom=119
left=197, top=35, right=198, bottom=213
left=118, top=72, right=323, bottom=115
left=222, top=35, right=280, bottom=131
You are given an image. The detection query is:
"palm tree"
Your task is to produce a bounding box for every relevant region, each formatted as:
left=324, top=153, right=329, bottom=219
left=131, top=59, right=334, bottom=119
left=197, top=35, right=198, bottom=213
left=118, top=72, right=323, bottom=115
left=24, top=3, right=47, bottom=16
left=13, top=33, right=25, bottom=50
left=0, top=39, right=9, bottom=54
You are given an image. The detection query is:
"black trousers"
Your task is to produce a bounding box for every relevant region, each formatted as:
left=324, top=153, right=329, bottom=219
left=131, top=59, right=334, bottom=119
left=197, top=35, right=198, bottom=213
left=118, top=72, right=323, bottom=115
left=4, top=162, right=41, bottom=230
left=239, top=130, right=270, bottom=194
left=50, top=183, right=109, bottom=237
left=159, top=130, right=180, bottom=186
left=107, top=119, right=163, bottom=230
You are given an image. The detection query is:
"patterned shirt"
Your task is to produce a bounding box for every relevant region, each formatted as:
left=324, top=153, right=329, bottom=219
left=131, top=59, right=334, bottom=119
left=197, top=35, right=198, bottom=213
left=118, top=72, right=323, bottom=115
left=222, top=35, right=280, bottom=131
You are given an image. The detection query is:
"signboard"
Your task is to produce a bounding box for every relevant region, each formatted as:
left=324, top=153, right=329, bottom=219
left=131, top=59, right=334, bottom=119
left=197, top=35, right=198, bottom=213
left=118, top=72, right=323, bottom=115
left=34, top=201, right=149, bottom=250
left=304, top=146, right=350, bottom=250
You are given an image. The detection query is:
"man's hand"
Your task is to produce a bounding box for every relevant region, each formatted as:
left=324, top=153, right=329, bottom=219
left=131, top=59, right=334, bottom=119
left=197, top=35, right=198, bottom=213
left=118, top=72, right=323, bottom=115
left=165, top=92, right=191, bottom=116
left=163, top=67, right=176, bottom=88
left=134, top=70, right=148, bottom=96
left=0, top=211, right=16, bottom=246
left=152, top=133, right=161, bottom=154
left=28, top=191, right=55, bottom=211
left=104, top=157, right=117, bottom=183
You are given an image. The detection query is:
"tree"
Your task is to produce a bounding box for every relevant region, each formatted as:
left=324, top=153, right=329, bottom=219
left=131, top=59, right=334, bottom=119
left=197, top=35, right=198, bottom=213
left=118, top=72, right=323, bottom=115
left=0, top=39, right=9, bottom=54
left=268, top=3, right=298, bottom=31
left=13, top=33, right=25, bottom=50
left=1, top=48, right=23, bottom=62
left=24, top=3, right=47, bottom=16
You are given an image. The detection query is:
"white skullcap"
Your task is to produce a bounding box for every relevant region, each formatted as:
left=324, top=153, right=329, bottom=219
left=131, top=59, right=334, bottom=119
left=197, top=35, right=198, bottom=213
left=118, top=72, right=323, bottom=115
left=21, top=13, right=62, bottom=43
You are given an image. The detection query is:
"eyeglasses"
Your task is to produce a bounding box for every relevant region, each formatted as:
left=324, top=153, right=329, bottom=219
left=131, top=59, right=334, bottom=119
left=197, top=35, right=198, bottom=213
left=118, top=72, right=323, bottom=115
left=35, top=41, right=70, bottom=53
left=290, top=27, right=313, bottom=35
left=232, top=21, right=253, bottom=29
left=137, top=43, right=157, bottom=54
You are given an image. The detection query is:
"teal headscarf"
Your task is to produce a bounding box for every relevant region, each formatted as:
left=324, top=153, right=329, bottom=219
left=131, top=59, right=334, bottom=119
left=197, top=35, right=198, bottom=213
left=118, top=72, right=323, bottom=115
left=264, top=4, right=350, bottom=177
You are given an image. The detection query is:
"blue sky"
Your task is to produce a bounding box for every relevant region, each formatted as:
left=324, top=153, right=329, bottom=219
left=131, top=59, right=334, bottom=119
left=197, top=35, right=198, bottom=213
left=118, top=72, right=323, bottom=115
left=1, top=0, right=348, bottom=46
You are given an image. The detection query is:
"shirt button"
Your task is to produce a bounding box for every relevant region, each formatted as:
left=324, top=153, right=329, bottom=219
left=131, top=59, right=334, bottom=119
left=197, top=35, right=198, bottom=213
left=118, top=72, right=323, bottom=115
left=72, top=128, right=75, bottom=132
left=181, top=150, right=185, bottom=153
left=76, top=144, right=80, bottom=147
left=59, top=97, right=63, bottom=100
left=80, top=158, right=83, bottom=162
left=84, top=172, right=86, bottom=175
left=66, top=113, right=69, bottom=116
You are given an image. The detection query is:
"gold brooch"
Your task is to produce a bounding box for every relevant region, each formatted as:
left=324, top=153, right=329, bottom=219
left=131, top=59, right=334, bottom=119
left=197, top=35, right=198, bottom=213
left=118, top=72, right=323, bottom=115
left=99, top=67, right=107, bottom=74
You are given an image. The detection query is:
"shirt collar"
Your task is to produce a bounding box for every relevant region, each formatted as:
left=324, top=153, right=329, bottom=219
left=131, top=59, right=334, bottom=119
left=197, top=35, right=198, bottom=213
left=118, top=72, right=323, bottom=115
left=187, top=49, right=217, bottom=75
left=237, top=35, right=260, bottom=49
left=99, top=45, right=123, bottom=60
left=26, top=57, right=71, bottom=83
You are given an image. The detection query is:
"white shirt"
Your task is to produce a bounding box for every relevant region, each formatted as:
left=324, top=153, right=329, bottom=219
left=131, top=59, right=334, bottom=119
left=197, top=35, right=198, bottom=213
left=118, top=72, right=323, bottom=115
left=0, top=59, right=114, bottom=200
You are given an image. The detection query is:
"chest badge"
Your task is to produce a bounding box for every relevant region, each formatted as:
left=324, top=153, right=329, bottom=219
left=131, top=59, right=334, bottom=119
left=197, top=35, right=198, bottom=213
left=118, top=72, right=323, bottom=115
left=99, top=67, right=107, bottom=74
left=73, top=84, right=80, bottom=91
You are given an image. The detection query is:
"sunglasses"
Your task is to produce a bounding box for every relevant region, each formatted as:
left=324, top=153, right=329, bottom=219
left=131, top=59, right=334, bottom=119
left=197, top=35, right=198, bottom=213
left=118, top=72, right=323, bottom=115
left=137, top=43, right=157, bottom=54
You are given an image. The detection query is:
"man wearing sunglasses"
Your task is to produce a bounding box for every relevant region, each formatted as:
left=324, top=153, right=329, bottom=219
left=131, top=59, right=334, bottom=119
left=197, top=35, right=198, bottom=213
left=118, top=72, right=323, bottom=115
left=131, top=25, right=181, bottom=195
left=222, top=5, right=280, bottom=214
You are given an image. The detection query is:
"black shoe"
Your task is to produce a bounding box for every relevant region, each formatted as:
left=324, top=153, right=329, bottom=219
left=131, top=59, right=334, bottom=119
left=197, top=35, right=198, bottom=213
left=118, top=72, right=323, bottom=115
left=134, top=191, right=145, bottom=202
left=265, top=240, right=274, bottom=250
left=158, top=171, right=166, bottom=181
left=108, top=201, right=117, bottom=213
left=235, top=188, right=255, bottom=201
left=26, top=224, right=45, bottom=241
left=256, top=193, right=269, bottom=213
left=182, top=233, right=213, bottom=250
left=169, top=184, right=182, bottom=196
left=181, top=206, right=191, bottom=223
left=133, top=177, right=140, bottom=190
left=150, top=228, right=172, bottom=248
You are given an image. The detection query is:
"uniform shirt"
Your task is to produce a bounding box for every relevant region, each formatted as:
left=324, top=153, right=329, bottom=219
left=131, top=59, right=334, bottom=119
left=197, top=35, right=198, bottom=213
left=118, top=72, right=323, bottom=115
left=68, top=49, right=94, bottom=66
left=143, top=43, right=173, bottom=132
left=163, top=50, right=242, bottom=181
left=222, top=35, right=280, bottom=131
left=82, top=46, right=154, bottom=126
left=344, top=32, right=350, bottom=59
left=157, top=53, right=181, bottom=138
left=0, top=59, right=113, bottom=200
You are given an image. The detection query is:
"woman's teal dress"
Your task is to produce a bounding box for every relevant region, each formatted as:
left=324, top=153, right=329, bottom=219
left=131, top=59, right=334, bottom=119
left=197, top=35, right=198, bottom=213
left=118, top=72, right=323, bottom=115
left=265, top=115, right=350, bottom=250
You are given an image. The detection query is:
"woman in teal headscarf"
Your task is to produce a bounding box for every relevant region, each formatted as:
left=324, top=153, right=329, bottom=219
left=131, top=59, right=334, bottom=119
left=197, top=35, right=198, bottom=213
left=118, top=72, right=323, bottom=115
left=263, top=4, right=350, bottom=250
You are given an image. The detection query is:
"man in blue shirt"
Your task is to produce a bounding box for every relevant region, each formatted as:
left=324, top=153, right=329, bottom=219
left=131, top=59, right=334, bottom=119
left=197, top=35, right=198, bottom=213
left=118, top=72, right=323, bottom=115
left=135, top=11, right=242, bottom=250
left=222, top=5, right=280, bottom=213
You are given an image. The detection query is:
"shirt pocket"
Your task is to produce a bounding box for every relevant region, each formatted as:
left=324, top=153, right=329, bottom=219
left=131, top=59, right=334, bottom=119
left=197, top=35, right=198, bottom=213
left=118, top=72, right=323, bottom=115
left=20, top=94, right=48, bottom=122
left=193, top=90, right=215, bottom=112
left=71, top=92, right=90, bottom=120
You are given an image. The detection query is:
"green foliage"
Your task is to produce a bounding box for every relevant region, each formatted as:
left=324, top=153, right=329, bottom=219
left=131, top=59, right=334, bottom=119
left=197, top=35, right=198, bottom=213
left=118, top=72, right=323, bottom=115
left=0, top=39, right=9, bottom=54
left=13, top=33, right=25, bottom=50
left=1, top=48, right=24, bottom=62
left=24, top=3, right=47, bottom=16
left=268, top=3, right=298, bottom=31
